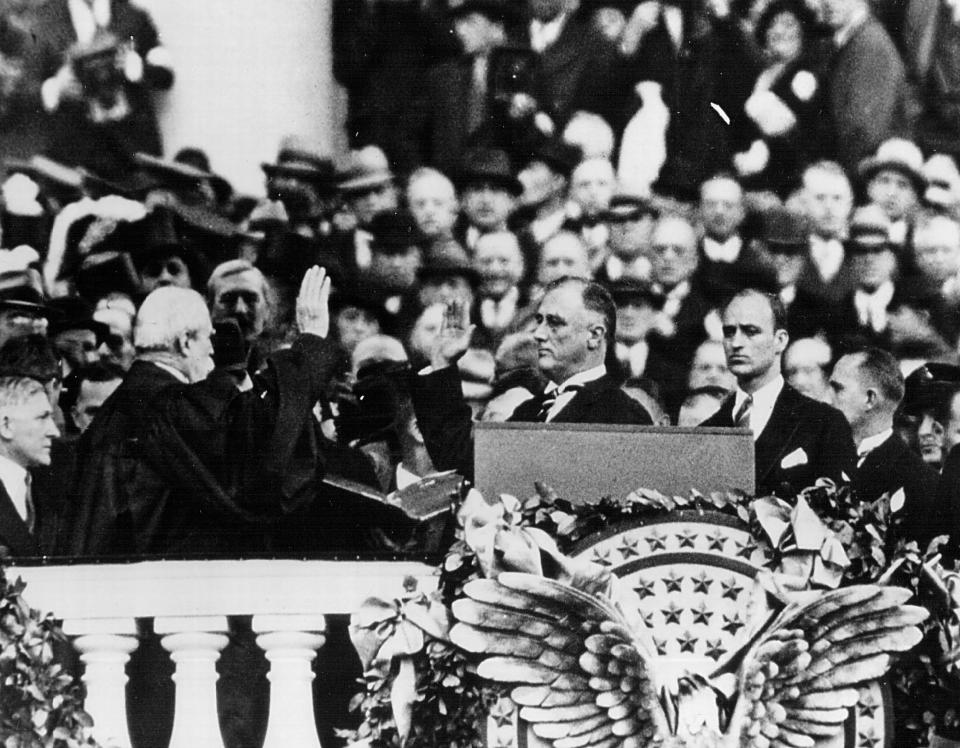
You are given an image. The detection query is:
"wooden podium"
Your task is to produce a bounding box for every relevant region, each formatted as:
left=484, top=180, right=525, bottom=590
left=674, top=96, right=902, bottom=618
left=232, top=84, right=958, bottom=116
left=474, top=423, right=754, bottom=501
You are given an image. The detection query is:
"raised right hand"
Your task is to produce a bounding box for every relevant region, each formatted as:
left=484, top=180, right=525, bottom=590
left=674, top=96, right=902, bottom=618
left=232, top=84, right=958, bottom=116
left=430, top=299, right=475, bottom=370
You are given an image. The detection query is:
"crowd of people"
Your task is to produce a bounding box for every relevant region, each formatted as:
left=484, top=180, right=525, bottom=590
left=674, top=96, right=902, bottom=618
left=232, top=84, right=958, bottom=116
left=0, top=0, right=954, bottom=564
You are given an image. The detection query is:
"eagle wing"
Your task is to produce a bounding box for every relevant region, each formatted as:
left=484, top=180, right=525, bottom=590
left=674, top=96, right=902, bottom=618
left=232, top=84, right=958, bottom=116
left=728, top=584, right=928, bottom=748
left=450, top=571, right=668, bottom=748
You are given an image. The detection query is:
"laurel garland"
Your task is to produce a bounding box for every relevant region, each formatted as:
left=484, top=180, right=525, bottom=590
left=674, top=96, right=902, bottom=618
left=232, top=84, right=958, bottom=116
left=0, top=567, right=98, bottom=748
left=343, top=482, right=960, bottom=748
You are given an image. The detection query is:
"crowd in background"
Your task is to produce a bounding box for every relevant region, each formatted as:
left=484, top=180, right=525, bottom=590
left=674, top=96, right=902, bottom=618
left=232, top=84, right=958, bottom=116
left=0, top=0, right=955, bottom=561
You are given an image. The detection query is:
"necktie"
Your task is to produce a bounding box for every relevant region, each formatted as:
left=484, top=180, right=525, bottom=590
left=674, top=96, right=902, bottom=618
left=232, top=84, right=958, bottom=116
left=734, top=395, right=753, bottom=430
left=24, top=473, right=34, bottom=534
left=537, top=384, right=583, bottom=421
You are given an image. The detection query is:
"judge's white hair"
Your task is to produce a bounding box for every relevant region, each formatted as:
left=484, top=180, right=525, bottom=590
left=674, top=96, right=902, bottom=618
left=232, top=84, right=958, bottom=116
left=134, top=287, right=211, bottom=353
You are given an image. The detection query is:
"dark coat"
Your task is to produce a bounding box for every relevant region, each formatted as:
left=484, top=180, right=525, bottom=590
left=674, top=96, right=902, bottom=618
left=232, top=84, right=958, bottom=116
left=933, top=444, right=960, bottom=561
left=62, top=334, right=341, bottom=557
left=701, top=382, right=856, bottom=497
left=695, top=240, right=773, bottom=307
left=824, top=14, right=916, bottom=171
left=853, top=432, right=940, bottom=548
left=410, top=364, right=651, bottom=481
left=0, top=481, right=38, bottom=559
left=25, top=0, right=173, bottom=176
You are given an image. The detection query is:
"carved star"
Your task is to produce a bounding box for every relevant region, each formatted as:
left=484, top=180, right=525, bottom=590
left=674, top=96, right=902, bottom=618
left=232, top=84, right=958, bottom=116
left=633, top=578, right=656, bottom=600
left=705, top=530, right=726, bottom=552
left=677, top=529, right=698, bottom=548
left=488, top=698, right=515, bottom=727
left=859, top=697, right=879, bottom=719
left=640, top=609, right=656, bottom=629
left=721, top=613, right=745, bottom=636
left=647, top=530, right=668, bottom=551
left=691, top=604, right=711, bottom=625
left=858, top=730, right=880, bottom=748
left=662, top=602, right=684, bottom=624
left=592, top=547, right=613, bottom=566
left=691, top=572, right=712, bottom=595
left=703, top=639, right=725, bottom=660
left=733, top=538, right=758, bottom=559
left=653, top=637, right=669, bottom=656
left=664, top=571, right=684, bottom=593
left=677, top=630, right=697, bottom=653
left=617, top=535, right=643, bottom=559
left=721, top=577, right=744, bottom=600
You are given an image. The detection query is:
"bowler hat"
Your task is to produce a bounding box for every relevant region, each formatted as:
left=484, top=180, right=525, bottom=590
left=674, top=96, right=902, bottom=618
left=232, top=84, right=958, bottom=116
left=369, top=211, right=424, bottom=253
left=134, top=150, right=234, bottom=205
left=46, top=296, right=110, bottom=342
left=456, top=148, right=523, bottom=196
left=761, top=206, right=809, bottom=253
left=608, top=278, right=664, bottom=307
left=857, top=138, right=926, bottom=194
left=846, top=204, right=893, bottom=252
left=418, top=254, right=479, bottom=286
left=525, top=139, right=582, bottom=178
left=337, top=146, right=395, bottom=194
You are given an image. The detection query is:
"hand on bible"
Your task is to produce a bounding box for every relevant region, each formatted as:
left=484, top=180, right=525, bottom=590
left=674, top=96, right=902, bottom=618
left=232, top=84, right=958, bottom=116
left=296, top=266, right=331, bottom=338
left=430, top=299, right=475, bottom=370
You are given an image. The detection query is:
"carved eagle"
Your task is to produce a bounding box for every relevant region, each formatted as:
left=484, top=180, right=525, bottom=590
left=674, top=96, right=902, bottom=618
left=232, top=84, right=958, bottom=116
left=450, top=573, right=926, bottom=748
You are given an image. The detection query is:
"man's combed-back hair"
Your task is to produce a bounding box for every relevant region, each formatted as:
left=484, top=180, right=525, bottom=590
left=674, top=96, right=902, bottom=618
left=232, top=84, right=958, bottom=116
left=134, top=287, right=210, bottom=353
left=542, top=276, right=616, bottom=345
left=725, top=288, right=789, bottom=333
left=852, top=347, right=905, bottom=406
left=0, top=376, right=46, bottom=410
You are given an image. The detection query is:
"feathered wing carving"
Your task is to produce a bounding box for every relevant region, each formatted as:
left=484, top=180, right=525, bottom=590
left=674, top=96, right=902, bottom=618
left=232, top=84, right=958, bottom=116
left=728, top=585, right=928, bottom=748
left=450, top=571, right=669, bottom=748
left=451, top=570, right=928, bottom=748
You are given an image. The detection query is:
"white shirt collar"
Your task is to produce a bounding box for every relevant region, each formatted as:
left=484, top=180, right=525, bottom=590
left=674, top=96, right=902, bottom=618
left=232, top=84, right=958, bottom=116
left=0, top=454, right=28, bottom=523
left=68, top=0, right=111, bottom=46
left=543, top=364, right=606, bottom=421
left=395, top=462, right=421, bottom=490
left=854, top=281, right=895, bottom=332
left=530, top=208, right=567, bottom=245
left=480, top=286, right=520, bottom=330
left=834, top=7, right=868, bottom=47
left=734, top=374, right=784, bottom=440
left=702, top=235, right=742, bottom=263
left=858, top=428, right=893, bottom=457
left=809, top=235, right=845, bottom=282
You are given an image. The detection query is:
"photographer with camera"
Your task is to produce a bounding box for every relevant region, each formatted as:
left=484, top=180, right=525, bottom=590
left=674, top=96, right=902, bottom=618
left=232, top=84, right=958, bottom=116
left=27, top=0, right=173, bottom=178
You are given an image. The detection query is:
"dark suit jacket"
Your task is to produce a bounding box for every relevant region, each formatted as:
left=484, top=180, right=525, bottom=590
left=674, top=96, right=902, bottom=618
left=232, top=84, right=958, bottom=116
left=0, top=481, right=38, bottom=559
left=825, top=14, right=916, bottom=171
left=934, top=444, right=960, bottom=561
left=410, top=365, right=651, bottom=481
left=853, top=433, right=940, bottom=548
left=701, top=383, right=856, bottom=497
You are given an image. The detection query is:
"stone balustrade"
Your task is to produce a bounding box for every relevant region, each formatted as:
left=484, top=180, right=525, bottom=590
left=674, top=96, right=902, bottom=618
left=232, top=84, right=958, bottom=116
left=10, top=559, right=438, bottom=748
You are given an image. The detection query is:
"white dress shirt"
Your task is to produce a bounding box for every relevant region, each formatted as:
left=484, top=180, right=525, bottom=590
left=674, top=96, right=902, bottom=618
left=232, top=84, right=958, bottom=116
left=542, top=364, right=606, bottom=422
left=0, top=454, right=29, bottom=524
left=733, top=375, right=784, bottom=440
left=480, top=287, right=520, bottom=331
left=857, top=428, right=892, bottom=468
left=702, top=236, right=742, bottom=264
left=854, top=281, right=895, bottom=333
left=809, top=235, right=845, bottom=283
left=616, top=341, right=649, bottom=379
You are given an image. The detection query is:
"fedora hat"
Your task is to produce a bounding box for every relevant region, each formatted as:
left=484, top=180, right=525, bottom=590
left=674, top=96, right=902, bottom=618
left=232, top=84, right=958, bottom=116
left=337, top=146, right=395, bottom=194
left=857, top=138, right=926, bottom=194
left=524, top=138, right=582, bottom=178
left=0, top=268, right=50, bottom=316
left=846, top=203, right=894, bottom=252
left=46, top=295, right=111, bottom=341
left=262, top=145, right=337, bottom=191
left=760, top=206, right=810, bottom=253
left=456, top=147, right=522, bottom=196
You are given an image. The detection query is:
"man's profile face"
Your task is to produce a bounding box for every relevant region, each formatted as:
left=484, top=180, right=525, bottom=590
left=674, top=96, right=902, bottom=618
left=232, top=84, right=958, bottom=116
left=532, top=284, right=600, bottom=383
left=828, top=354, right=868, bottom=430
left=183, top=319, right=215, bottom=384
left=462, top=182, right=515, bottom=232
left=785, top=338, right=833, bottom=403
left=71, top=377, right=121, bottom=434
left=897, top=407, right=945, bottom=465
left=721, top=293, right=788, bottom=385
left=2, top=390, right=59, bottom=468
left=700, top=178, right=745, bottom=241
left=804, top=169, right=853, bottom=238
left=407, top=176, right=458, bottom=240
left=211, top=271, right=268, bottom=340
